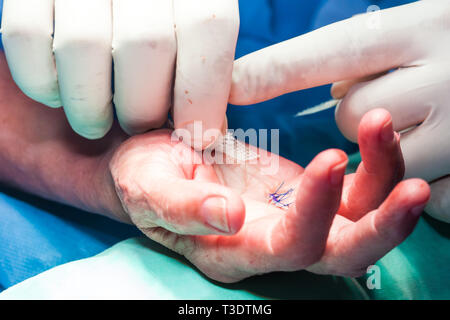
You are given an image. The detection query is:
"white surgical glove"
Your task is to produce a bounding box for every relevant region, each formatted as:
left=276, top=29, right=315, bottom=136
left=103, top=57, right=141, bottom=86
left=229, top=0, right=450, bottom=222
left=1, top=0, right=239, bottom=146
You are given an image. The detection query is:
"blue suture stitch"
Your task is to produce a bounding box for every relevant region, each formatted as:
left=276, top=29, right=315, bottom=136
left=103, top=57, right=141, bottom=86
left=268, top=182, right=294, bottom=210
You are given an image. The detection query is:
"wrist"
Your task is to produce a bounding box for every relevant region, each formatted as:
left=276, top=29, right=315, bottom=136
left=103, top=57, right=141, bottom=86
left=94, top=147, right=132, bottom=224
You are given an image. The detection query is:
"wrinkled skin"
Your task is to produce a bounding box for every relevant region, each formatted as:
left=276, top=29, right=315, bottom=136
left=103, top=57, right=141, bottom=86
left=109, top=109, right=430, bottom=283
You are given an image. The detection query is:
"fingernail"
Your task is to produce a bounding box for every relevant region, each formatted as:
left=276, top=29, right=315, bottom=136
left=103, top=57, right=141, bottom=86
left=331, top=83, right=346, bottom=100
left=410, top=204, right=426, bottom=217
left=380, top=119, right=394, bottom=142
left=201, top=197, right=230, bottom=233
left=330, top=160, right=348, bottom=186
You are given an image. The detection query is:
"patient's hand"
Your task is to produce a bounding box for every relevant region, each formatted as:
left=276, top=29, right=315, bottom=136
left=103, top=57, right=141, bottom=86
left=109, top=109, right=430, bottom=282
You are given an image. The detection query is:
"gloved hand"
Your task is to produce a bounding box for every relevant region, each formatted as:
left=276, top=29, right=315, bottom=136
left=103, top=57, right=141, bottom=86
left=108, top=109, right=430, bottom=282
left=1, top=0, right=238, bottom=149
left=229, top=0, right=450, bottom=222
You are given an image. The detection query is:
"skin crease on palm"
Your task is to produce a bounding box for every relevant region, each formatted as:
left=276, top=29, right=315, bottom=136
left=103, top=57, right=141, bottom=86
left=110, top=109, right=431, bottom=283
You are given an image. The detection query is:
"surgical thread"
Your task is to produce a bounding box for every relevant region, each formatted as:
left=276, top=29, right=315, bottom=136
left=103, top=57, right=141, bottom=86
left=268, top=182, right=294, bottom=210
left=295, top=99, right=340, bottom=117
left=214, top=132, right=259, bottom=162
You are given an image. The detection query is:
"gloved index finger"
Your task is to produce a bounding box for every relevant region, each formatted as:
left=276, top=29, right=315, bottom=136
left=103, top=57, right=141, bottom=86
left=173, top=0, right=240, bottom=150
left=229, top=1, right=426, bottom=105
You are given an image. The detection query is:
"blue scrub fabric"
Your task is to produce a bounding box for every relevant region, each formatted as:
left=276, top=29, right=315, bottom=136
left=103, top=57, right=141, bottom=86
left=0, top=0, right=416, bottom=292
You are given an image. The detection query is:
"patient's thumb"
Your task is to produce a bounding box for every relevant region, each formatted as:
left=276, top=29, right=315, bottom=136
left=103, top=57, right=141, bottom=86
left=147, top=179, right=245, bottom=236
